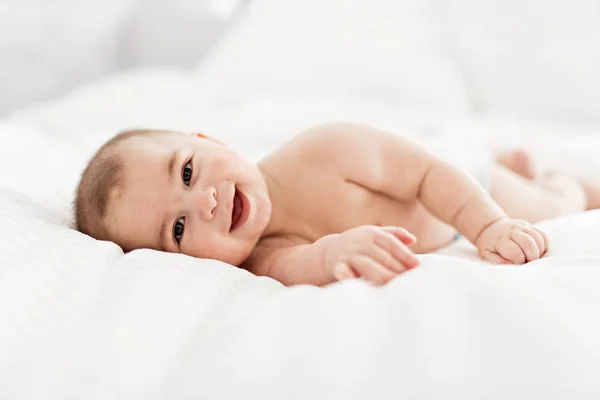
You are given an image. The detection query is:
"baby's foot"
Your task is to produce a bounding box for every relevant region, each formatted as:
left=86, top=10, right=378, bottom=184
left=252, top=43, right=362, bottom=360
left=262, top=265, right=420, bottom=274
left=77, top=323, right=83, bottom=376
left=496, top=150, right=537, bottom=180
left=580, top=180, right=600, bottom=210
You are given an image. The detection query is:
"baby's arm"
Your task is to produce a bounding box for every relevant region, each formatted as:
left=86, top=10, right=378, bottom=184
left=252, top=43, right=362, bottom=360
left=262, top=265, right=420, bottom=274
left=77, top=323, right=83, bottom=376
left=245, top=226, right=419, bottom=286
left=246, top=236, right=334, bottom=287
left=313, top=122, right=547, bottom=263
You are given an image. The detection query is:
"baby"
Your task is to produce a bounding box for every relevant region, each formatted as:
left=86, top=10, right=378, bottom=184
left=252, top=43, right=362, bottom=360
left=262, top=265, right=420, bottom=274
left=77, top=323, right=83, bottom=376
left=74, top=123, right=599, bottom=286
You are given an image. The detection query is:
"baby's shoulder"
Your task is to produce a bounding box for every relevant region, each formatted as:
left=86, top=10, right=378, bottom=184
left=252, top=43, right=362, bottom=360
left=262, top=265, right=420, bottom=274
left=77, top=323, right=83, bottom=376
left=259, top=122, right=403, bottom=186
left=293, top=121, right=378, bottom=147
left=274, top=122, right=387, bottom=164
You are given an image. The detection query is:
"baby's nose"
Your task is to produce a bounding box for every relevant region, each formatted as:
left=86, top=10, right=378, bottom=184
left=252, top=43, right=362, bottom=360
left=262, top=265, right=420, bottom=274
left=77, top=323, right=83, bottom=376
left=198, top=186, right=217, bottom=221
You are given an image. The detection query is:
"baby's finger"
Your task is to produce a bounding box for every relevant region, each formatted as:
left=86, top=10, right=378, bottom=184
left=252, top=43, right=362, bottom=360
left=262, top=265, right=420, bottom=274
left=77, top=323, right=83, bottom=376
left=498, top=239, right=526, bottom=264
left=521, top=226, right=546, bottom=257
left=369, top=245, right=409, bottom=274
left=536, top=228, right=550, bottom=255
left=374, top=231, right=420, bottom=269
left=380, top=226, right=417, bottom=245
left=511, top=231, right=540, bottom=262
left=350, top=256, right=397, bottom=286
left=333, top=262, right=358, bottom=281
left=480, top=249, right=512, bottom=264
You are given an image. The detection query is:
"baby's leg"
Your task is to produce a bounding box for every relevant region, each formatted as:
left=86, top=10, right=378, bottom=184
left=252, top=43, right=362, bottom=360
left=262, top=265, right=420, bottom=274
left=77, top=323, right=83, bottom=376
left=491, top=151, right=594, bottom=222
left=580, top=180, right=600, bottom=210
left=496, top=150, right=537, bottom=180
left=491, top=166, right=586, bottom=222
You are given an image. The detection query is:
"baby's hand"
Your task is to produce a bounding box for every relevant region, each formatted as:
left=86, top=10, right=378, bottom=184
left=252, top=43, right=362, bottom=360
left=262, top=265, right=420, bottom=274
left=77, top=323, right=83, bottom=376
left=476, top=218, right=549, bottom=264
left=325, top=226, right=420, bottom=285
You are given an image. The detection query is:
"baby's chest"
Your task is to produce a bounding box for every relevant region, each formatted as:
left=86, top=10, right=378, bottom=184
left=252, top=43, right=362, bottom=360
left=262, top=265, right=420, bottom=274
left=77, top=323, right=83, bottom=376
left=287, top=173, right=416, bottom=240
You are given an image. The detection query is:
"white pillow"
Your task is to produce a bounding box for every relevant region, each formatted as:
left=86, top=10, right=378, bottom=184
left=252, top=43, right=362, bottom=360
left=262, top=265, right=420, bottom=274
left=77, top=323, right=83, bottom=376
left=431, top=0, right=600, bottom=123
left=194, top=0, right=471, bottom=113
left=0, top=0, right=137, bottom=115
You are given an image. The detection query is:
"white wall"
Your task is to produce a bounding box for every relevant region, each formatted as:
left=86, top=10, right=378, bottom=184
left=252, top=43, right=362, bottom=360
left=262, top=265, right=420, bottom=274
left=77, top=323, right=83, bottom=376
left=0, top=0, right=245, bottom=117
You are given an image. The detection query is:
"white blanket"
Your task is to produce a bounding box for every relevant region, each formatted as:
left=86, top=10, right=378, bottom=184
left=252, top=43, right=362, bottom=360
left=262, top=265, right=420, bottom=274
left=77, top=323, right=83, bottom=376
left=2, top=67, right=600, bottom=398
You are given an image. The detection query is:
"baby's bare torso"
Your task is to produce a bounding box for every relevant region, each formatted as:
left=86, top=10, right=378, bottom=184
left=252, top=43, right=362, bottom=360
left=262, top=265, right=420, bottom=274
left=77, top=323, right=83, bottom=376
left=258, top=131, right=456, bottom=253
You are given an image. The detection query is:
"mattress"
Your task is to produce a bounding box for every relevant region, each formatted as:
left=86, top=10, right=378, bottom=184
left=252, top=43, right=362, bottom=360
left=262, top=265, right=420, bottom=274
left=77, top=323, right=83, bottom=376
left=2, top=67, right=600, bottom=399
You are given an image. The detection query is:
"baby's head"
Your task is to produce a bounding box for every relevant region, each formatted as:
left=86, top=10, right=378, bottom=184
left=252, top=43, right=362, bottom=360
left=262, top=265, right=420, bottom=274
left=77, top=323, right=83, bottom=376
left=75, top=129, right=272, bottom=266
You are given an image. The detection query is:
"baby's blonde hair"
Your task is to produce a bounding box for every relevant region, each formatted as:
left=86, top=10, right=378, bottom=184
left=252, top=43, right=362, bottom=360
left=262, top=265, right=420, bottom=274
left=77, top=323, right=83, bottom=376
left=74, top=129, right=171, bottom=241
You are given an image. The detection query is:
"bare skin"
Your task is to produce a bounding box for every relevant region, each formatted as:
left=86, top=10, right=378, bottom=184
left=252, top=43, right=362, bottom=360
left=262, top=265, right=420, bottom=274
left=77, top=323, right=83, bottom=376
left=496, top=150, right=537, bottom=180
left=497, top=150, right=600, bottom=210
left=105, top=123, right=597, bottom=287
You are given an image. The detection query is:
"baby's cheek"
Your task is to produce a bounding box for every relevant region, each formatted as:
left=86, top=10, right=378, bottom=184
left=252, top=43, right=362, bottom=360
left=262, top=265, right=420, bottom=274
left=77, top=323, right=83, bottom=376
left=207, top=157, right=232, bottom=179
left=220, top=237, right=254, bottom=266
left=189, top=234, right=228, bottom=259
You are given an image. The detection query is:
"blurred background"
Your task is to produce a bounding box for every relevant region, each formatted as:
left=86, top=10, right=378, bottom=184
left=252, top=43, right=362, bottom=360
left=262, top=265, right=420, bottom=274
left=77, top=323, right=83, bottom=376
left=1, top=0, right=599, bottom=129
left=0, top=0, right=250, bottom=116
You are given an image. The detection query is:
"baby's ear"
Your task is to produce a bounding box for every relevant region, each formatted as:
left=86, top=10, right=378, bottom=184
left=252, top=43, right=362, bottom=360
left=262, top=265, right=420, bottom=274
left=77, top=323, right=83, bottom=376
left=194, top=132, right=223, bottom=144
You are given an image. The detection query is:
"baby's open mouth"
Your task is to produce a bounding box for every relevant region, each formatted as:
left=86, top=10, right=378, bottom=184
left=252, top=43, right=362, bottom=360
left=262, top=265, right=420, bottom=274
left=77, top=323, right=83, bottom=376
left=230, top=187, right=249, bottom=232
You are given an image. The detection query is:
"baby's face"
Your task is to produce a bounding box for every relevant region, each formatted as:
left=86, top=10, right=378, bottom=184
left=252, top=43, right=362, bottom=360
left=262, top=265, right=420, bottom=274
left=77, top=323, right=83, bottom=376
left=105, top=132, right=271, bottom=266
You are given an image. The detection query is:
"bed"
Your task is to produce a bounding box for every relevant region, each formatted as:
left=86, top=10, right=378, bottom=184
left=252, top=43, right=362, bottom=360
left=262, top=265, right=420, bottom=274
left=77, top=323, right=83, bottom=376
left=2, top=0, right=600, bottom=398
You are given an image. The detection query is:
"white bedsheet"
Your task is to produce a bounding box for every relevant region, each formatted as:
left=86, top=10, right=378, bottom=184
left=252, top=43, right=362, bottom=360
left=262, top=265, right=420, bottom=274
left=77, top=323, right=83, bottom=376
left=2, top=68, right=600, bottom=398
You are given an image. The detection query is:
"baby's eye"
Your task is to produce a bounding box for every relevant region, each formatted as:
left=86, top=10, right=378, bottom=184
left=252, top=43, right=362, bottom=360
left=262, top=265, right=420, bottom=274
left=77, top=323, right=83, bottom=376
left=182, top=160, right=193, bottom=186
left=173, top=217, right=185, bottom=244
